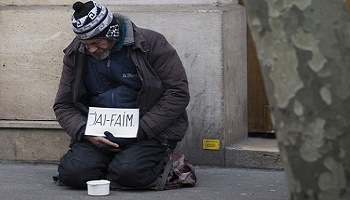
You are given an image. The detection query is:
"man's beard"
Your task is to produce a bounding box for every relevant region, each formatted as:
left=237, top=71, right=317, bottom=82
left=90, top=40, right=116, bottom=60
left=91, top=49, right=111, bottom=60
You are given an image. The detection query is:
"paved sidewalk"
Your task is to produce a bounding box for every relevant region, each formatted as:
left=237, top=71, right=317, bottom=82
left=0, top=163, right=289, bottom=200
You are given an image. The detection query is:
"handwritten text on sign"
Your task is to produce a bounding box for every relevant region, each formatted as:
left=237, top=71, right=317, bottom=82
left=84, top=107, right=139, bottom=138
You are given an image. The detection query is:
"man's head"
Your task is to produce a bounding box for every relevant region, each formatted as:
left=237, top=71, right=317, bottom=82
left=70, top=1, right=119, bottom=59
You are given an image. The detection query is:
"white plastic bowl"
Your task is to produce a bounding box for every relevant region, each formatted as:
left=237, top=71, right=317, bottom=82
left=86, top=180, right=110, bottom=196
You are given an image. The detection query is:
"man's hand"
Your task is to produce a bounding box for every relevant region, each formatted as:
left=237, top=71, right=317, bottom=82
left=83, top=135, right=120, bottom=152
left=104, top=131, right=136, bottom=149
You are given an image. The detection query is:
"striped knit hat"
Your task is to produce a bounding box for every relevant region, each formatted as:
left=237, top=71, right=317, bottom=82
left=71, top=1, right=120, bottom=40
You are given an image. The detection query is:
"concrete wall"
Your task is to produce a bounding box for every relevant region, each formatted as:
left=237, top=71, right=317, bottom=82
left=0, top=0, right=247, bottom=166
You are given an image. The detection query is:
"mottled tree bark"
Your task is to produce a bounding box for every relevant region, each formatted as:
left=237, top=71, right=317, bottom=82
left=244, top=0, right=350, bottom=199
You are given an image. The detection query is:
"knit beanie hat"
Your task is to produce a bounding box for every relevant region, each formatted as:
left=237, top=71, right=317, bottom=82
left=71, top=1, right=120, bottom=40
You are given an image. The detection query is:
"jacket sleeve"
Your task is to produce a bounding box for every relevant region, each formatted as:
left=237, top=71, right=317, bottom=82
left=53, top=49, right=87, bottom=142
left=140, top=32, right=190, bottom=139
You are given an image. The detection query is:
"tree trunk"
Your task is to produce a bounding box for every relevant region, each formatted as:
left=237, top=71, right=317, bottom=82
left=243, top=0, right=350, bottom=199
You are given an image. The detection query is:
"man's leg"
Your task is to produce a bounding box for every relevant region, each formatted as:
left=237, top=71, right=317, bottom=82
left=106, top=139, right=167, bottom=188
left=58, top=141, right=113, bottom=189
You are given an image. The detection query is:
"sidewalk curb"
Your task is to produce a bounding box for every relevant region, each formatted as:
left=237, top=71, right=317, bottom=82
left=225, top=138, right=283, bottom=169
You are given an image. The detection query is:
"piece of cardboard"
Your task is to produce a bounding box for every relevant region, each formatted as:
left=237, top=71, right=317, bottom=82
left=84, top=107, right=139, bottom=138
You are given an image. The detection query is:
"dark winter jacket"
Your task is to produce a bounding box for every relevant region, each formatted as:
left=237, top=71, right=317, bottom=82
left=53, top=22, right=190, bottom=146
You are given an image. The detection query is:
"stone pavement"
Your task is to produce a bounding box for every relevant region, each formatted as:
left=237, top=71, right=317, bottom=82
left=0, top=162, right=289, bottom=200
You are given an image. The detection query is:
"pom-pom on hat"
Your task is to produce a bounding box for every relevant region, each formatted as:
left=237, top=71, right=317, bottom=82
left=71, top=1, right=119, bottom=40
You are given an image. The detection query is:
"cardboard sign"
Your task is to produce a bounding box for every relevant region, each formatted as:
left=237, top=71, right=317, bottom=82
left=85, top=107, right=139, bottom=138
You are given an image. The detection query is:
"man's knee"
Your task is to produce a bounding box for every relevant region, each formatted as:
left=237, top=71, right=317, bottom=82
left=106, top=139, right=167, bottom=187
left=57, top=141, right=113, bottom=189
left=58, top=159, right=92, bottom=188
left=107, top=162, right=158, bottom=187
left=58, top=154, right=108, bottom=189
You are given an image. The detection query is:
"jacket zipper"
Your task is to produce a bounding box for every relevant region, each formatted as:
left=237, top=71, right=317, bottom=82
left=107, top=58, right=111, bottom=68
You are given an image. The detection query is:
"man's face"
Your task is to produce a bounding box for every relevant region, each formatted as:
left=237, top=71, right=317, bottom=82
left=81, top=39, right=115, bottom=60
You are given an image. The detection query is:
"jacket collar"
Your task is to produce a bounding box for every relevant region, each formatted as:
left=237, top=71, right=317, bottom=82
left=132, top=24, right=149, bottom=53
left=63, top=37, right=82, bottom=55
left=114, top=13, right=134, bottom=46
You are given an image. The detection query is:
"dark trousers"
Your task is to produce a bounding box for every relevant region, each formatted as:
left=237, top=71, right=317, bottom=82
left=58, top=139, right=167, bottom=189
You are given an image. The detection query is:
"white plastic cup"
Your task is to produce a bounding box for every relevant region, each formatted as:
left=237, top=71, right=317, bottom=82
left=86, top=180, right=110, bottom=196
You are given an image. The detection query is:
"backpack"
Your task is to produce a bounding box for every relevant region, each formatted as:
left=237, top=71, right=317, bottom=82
left=158, top=151, right=197, bottom=190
